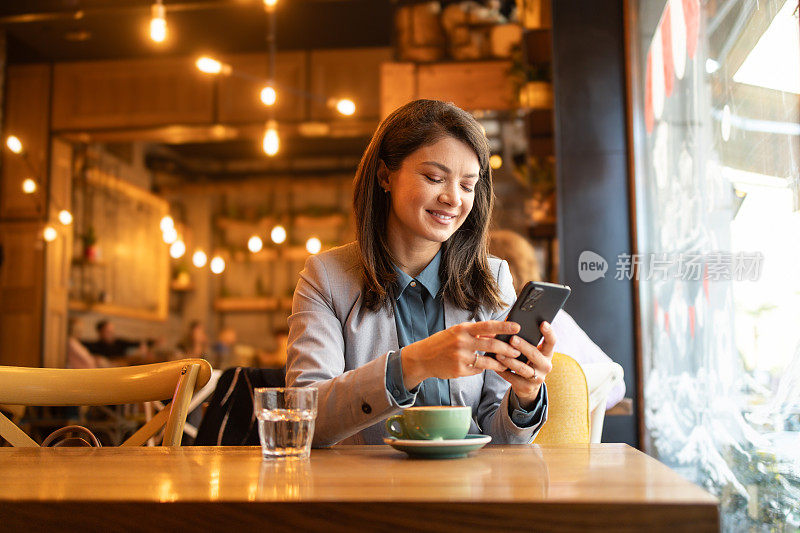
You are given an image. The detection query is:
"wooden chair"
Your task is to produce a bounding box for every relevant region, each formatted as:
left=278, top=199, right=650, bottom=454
left=0, top=358, right=212, bottom=447
left=533, top=352, right=591, bottom=445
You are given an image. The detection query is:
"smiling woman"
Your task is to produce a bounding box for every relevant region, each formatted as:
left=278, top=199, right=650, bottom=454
left=286, top=99, right=556, bottom=447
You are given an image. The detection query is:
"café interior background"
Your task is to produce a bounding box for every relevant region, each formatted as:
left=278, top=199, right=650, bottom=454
left=0, top=0, right=798, bottom=530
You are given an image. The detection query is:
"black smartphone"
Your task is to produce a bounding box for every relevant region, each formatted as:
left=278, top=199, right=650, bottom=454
left=486, top=281, right=571, bottom=362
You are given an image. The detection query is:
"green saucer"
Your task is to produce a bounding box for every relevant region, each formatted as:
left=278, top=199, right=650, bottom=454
left=383, top=434, right=491, bottom=459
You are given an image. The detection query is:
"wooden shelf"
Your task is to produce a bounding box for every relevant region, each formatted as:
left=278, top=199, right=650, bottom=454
left=213, top=297, right=293, bottom=313
left=606, top=398, right=634, bottom=416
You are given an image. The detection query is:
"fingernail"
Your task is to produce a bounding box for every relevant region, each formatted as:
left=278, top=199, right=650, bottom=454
left=513, top=350, right=521, bottom=357
left=496, top=354, right=507, bottom=360
left=542, top=322, right=551, bottom=332
left=510, top=336, right=519, bottom=346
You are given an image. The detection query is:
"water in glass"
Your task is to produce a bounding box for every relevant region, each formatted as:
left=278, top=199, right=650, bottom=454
left=257, top=408, right=316, bottom=458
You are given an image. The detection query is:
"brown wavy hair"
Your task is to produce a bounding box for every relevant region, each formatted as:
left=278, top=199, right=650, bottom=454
left=353, top=99, right=503, bottom=316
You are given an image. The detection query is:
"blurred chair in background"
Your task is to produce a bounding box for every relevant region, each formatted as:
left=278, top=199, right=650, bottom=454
left=0, top=359, right=211, bottom=447
left=533, top=352, right=590, bottom=444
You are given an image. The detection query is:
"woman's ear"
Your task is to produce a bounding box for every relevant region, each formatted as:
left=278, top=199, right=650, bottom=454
left=377, top=159, right=390, bottom=192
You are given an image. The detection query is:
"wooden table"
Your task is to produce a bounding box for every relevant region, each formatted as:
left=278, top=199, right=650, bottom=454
left=0, top=444, right=717, bottom=532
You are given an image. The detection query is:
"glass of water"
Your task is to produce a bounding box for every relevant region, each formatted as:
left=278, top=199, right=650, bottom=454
left=254, top=387, right=318, bottom=460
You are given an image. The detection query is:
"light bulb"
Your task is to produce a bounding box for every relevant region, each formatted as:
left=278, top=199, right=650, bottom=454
left=210, top=256, right=225, bottom=274
left=192, top=249, right=207, bottom=268
left=22, top=178, right=37, bottom=194
left=196, top=56, right=230, bottom=75
left=336, top=99, right=356, bottom=116
left=162, top=226, right=178, bottom=244
left=170, top=240, right=186, bottom=259
left=263, top=0, right=278, bottom=9
left=489, top=154, right=502, bottom=170
left=262, top=121, right=279, bottom=156
left=6, top=135, right=23, bottom=154
left=43, top=226, right=57, bottom=242
left=260, top=86, right=277, bottom=106
left=305, top=237, right=321, bottom=255
left=248, top=235, right=263, bottom=253
left=149, top=3, right=167, bottom=43
left=160, top=215, right=174, bottom=232
left=270, top=225, right=287, bottom=244
left=58, top=210, right=73, bottom=225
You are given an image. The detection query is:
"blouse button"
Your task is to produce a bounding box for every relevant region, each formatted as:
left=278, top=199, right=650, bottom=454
left=410, top=281, right=417, bottom=287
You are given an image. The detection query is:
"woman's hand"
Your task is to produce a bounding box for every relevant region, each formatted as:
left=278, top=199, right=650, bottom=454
left=400, top=320, right=524, bottom=390
left=494, top=322, right=556, bottom=410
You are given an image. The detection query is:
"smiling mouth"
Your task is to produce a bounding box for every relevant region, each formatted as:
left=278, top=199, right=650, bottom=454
left=427, top=210, right=456, bottom=222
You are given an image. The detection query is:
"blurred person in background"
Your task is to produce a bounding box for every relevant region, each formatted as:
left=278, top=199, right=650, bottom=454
left=83, top=319, right=142, bottom=360
left=488, top=229, right=625, bottom=409
left=67, top=317, right=108, bottom=369
left=178, top=320, right=208, bottom=358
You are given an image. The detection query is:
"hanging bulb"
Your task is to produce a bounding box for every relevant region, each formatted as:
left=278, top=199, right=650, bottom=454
left=335, top=99, right=356, bottom=116
left=170, top=240, right=186, bottom=259
left=210, top=256, right=225, bottom=274
left=262, top=121, right=279, bottom=156
left=58, top=210, right=73, bottom=225
left=162, top=226, right=178, bottom=244
left=263, top=0, right=278, bottom=10
left=196, top=56, right=231, bottom=75
left=248, top=235, right=263, bottom=253
left=260, top=86, right=277, bottom=106
left=270, top=225, right=287, bottom=244
left=489, top=155, right=502, bottom=170
left=149, top=2, right=167, bottom=43
left=43, top=226, right=57, bottom=242
left=6, top=135, right=23, bottom=154
left=160, top=215, right=174, bottom=232
left=22, top=178, right=37, bottom=194
left=192, top=249, right=207, bottom=268
left=305, top=237, right=321, bottom=255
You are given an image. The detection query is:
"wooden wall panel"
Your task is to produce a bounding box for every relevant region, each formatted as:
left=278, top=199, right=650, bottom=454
left=0, top=222, right=45, bottom=366
left=380, top=63, right=416, bottom=119
left=1, top=64, right=51, bottom=220
left=380, top=61, right=516, bottom=116
left=309, top=48, right=392, bottom=120
left=417, top=61, right=515, bottom=111
left=51, top=58, right=215, bottom=131
left=217, top=52, right=308, bottom=124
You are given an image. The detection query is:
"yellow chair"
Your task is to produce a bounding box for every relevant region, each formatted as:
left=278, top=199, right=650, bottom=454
left=0, top=358, right=212, bottom=447
left=533, top=352, right=590, bottom=445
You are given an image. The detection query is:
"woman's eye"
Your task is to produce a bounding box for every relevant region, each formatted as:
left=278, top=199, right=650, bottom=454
left=424, top=174, right=443, bottom=183
left=461, top=184, right=474, bottom=193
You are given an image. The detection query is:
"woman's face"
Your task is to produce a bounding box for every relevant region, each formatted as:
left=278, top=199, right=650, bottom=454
left=382, top=136, right=481, bottom=249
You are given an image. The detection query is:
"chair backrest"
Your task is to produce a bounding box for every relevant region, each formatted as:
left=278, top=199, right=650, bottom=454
left=533, top=353, right=590, bottom=445
left=0, top=358, right=212, bottom=448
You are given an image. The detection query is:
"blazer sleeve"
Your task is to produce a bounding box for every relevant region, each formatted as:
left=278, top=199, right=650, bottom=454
left=474, top=259, right=549, bottom=444
left=286, top=254, right=398, bottom=447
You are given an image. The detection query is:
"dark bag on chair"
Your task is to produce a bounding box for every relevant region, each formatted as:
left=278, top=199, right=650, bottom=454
left=194, top=367, right=285, bottom=446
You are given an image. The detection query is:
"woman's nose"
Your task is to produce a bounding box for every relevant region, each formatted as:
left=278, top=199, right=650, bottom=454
left=438, top=184, right=462, bottom=207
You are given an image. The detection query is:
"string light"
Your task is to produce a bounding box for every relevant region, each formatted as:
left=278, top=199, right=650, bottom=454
left=150, top=1, right=167, bottom=43
left=262, top=120, right=279, bottom=156
left=6, top=135, right=23, bottom=154
left=195, top=56, right=231, bottom=75
left=162, top=226, right=178, bottom=244
left=43, top=226, right=57, bottom=242
left=160, top=215, right=174, bottom=232
left=170, top=240, right=186, bottom=259
left=248, top=235, right=263, bottom=253
left=489, top=155, right=503, bottom=170
left=336, top=99, right=356, bottom=116
left=22, top=178, right=37, bottom=194
left=260, top=86, right=277, bottom=106
left=192, top=249, right=207, bottom=268
left=270, top=225, right=287, bottom=244
left=210, top=256, right=225, bottom=274
left=58, top=210, right=73, bottom=225
left=305, top=237, right=321, bottom=255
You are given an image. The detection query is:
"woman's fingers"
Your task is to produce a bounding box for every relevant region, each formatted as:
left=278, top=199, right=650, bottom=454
left=495, top=353, right=537, bottom=380
left=538, top=321, right=556, bottom=358
left=464, top=320, right=520, bottom=338
left=472, top=336, right=522, bottom=359
left=473, top=354, right=508, bottom=374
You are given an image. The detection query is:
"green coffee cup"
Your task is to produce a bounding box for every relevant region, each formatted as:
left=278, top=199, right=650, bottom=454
left=385, top=406, right=471, bottom=440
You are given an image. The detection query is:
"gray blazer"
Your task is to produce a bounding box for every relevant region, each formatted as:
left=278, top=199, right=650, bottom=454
left=286, top=242, right=547, bottom=446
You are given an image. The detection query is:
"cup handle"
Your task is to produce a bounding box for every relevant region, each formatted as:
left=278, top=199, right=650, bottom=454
left=386, top=415, right=406, bottom=439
